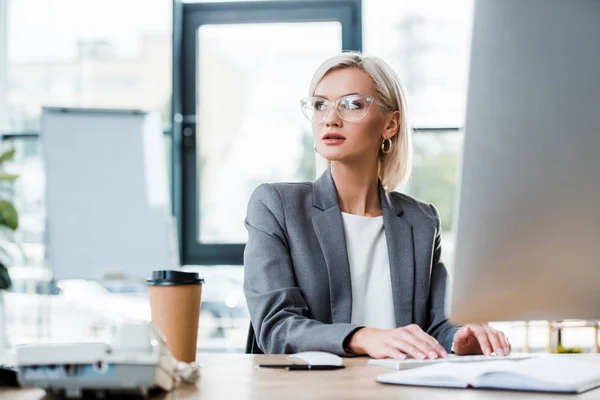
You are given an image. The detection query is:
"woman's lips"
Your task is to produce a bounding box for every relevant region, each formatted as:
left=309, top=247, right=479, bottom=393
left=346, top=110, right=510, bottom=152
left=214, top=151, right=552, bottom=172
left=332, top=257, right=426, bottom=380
left=323, top=138, right=345, bottom=145
left=322, top=133, right=346, bottom=145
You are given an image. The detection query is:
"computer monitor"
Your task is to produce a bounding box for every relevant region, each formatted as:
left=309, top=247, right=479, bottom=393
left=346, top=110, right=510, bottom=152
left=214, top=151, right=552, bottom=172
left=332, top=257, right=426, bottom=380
left=447, top=0, right=600, bottom=323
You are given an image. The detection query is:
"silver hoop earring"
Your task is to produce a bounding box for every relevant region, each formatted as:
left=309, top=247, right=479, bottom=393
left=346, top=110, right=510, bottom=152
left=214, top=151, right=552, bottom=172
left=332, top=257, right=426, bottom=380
left=381, top=138, right=393, bottom=154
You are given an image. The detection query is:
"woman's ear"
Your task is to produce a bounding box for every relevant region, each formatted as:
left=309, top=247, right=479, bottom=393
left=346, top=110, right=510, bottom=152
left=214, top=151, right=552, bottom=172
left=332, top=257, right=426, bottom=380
left=384, top=110, right=400, bottom=139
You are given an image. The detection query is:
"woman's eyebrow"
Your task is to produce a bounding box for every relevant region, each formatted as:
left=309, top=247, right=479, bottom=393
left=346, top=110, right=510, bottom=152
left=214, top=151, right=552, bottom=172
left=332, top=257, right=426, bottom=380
left=313, top=92, right=361, bottom=99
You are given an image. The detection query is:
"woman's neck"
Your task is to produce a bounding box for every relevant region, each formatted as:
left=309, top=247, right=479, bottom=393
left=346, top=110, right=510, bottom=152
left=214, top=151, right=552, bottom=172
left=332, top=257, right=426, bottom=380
left=330, top=161, right=381, bottom=217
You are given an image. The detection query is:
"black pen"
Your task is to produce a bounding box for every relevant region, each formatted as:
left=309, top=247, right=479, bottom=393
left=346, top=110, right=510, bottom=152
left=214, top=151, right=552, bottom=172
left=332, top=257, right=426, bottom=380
left=258, top=364, right=345, bottom=370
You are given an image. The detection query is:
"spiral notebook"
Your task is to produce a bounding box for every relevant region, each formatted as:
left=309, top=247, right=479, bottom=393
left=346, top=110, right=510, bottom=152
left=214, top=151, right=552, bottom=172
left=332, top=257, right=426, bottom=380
left=377, top=355, right=600, bottom=394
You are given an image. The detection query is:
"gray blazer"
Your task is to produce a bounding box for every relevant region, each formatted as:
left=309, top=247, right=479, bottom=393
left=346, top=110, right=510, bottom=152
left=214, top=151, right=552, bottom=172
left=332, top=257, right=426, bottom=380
left=243, top=169, right=458, bottom=356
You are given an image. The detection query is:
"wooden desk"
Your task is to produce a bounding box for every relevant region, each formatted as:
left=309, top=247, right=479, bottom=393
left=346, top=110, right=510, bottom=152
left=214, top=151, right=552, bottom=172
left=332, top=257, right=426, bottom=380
left=3, top=353, right=600, bottom=399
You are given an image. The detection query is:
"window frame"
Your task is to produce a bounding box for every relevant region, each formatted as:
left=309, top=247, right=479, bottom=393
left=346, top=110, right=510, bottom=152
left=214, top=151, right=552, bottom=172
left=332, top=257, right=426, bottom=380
left=174, top=0, right=363, bottom=266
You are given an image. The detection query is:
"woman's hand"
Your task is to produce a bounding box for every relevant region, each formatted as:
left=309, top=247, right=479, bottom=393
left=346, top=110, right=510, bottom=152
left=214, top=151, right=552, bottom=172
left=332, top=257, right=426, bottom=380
left=452, top=324, right=511, bottom=356
left=348, top=324, right=449, bottom=360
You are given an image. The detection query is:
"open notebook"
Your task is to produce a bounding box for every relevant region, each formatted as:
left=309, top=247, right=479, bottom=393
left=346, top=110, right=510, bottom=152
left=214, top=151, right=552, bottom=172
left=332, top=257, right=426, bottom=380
left=369, top=353, right=533, bottom=370
left=377, top=355, right=600, bottom=393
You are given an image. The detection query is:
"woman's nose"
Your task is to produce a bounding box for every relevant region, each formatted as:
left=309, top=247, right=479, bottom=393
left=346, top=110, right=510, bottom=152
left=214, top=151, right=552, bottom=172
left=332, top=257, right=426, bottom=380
left=324, top=107, right=342, bottom=127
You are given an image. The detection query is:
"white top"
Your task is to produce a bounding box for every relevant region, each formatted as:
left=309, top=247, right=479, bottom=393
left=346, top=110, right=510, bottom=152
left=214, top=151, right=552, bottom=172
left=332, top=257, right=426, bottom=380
left=341, top=212, right=396, bottom=329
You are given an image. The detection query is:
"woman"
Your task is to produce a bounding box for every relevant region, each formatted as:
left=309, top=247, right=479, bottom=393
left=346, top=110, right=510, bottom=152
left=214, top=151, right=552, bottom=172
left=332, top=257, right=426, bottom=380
left=243, top=52, right=510, bottom=359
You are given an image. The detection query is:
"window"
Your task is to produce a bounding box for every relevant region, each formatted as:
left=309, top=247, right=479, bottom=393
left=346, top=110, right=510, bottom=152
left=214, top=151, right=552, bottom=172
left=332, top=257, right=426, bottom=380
left=407, top=130, right=462, bottom=265
left=177, top=0, right=360, bottom=265
left=364, top=0, right=474, bottom=128
left=0, top=0, right=8, bottom=132
left=195, top=22, right=343, bottom=245
left=178, top=1, right=473, bottom=264
left=4, top=0, right=172, bottom=132
left=364, top=0, right=474, bottom=268
left=1, top=0, right=174, bottom=350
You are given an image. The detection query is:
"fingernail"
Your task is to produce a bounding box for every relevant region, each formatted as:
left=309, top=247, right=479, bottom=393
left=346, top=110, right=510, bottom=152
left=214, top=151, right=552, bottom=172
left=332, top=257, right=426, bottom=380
left=441, top=350, right=449, bottom=358
left=417, top=353, right=426, bottom=360
left=496, top=349, right=505, bottom=356
left=504, top=347, right=510, bottom=354
left=428, top=352, right=438, bottom=359
left=484, top=349, right=492, bottom=356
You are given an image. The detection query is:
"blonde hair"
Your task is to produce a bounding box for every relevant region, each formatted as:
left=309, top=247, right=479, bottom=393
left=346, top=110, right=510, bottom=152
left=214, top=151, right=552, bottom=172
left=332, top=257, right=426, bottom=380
left=309, top=51, right=412, bottom=190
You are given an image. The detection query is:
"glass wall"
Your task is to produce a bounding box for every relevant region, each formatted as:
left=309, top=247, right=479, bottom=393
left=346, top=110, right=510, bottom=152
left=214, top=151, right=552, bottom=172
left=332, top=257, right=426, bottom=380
left=4, top=0, right=172, bottom=132
left=196, top=22, right=342, bottom=244
left=1, top=0, right=176, bottom=349
left=364, top=0, right=473, bottom=128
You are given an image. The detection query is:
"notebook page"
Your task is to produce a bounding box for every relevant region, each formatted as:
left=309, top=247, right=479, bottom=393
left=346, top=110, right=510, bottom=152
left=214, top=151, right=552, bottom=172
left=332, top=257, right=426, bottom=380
left=377, top=359, right=521, bottom=387
left=494, top=355, right=600, bottom=390
left=474, top=373, right=568, bottom=393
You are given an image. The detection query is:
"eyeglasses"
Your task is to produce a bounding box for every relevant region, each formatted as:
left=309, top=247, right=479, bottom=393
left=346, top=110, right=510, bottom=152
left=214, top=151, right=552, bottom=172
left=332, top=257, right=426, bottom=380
left=299, top=94, right=387, bottom=123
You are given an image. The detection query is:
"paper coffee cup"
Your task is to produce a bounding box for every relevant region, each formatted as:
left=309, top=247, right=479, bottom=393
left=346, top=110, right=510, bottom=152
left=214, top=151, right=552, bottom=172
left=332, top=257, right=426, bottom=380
left=147, top=270, right=204, bottom=363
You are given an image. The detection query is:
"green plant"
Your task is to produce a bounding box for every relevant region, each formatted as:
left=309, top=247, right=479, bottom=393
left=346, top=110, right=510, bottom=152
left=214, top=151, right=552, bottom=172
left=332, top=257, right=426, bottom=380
left=557, top=345, right=584, bottom=354
left=0, top=148, right=19, bottom=290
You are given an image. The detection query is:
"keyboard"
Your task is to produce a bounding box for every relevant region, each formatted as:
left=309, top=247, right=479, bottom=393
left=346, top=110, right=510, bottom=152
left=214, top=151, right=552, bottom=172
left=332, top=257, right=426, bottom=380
left=368, top=353, right=535, bottom=370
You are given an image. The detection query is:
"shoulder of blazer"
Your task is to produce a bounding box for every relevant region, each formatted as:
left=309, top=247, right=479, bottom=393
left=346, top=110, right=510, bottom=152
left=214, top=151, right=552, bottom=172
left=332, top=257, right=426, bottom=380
left=249, top=181, right=313, bottom=215
left=255, top=181, right=314, bottom=205
left=269, top=181, right=314, bottom=197
left=387, top=190, right=439, bottom=227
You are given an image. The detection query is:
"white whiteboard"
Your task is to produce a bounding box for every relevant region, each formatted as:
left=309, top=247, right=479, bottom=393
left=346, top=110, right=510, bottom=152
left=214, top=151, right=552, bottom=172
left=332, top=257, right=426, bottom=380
left=42, top=107, right=178, bottom=280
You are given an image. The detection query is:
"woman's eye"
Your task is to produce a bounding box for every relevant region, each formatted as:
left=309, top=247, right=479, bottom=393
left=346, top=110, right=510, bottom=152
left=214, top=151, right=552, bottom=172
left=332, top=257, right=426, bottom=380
left=341, top=100, right=364, bottom=110
left=313, top=100, right=327, bottom=110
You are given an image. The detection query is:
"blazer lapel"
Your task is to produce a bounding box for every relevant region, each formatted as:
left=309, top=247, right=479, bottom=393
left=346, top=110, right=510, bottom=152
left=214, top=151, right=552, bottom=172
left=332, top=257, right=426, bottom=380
left=380, top=186, right=415, bottom=327
left=312, top=170, right=353, bottom=324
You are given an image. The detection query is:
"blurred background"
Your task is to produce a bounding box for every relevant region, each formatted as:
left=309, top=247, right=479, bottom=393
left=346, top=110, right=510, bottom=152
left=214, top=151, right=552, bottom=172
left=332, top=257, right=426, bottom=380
left=0, top=0, right=596, bottom=354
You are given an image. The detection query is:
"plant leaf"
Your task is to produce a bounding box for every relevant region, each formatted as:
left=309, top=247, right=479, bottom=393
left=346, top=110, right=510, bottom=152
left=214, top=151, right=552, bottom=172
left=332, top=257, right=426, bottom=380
left=0, top=200, right=19, bottom=230
left=0, top=264, right=10, bottom=290
left=0, top=148, right=16, bottom=164
left=0, top=173, right=19, bottom=181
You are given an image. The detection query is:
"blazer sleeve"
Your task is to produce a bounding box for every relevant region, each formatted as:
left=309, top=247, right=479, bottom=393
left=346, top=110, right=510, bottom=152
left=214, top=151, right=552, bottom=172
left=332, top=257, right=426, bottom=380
left=425, top=204, right=460, bottom=352
left=243, top=183, right=361, bottom=355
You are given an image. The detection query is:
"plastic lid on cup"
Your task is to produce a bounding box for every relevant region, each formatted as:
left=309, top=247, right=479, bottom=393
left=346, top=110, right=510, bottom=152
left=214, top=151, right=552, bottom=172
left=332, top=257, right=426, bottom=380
left=146, top=270, right=205, bottom=286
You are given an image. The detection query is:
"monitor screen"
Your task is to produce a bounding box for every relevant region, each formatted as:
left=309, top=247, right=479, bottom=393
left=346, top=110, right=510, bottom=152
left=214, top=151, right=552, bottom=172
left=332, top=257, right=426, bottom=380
left=447, top=0, right=600, bottom=323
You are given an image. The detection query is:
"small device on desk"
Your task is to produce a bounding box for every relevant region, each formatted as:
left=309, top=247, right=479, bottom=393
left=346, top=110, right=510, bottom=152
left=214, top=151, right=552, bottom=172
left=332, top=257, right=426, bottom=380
left=15, top=322, right=177, bottom=398
left=287, top=351, right=343, bottom=366
left=0, top=363, right=19, bottom=387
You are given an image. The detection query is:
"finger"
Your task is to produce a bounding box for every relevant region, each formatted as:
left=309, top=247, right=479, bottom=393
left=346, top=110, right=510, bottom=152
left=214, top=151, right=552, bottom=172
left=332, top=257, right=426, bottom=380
left=385, top=346, right=407, bottom=360
left=391, top=338, right=430, bottom=360
left=483, top=325, right=504, bottom=356
left=454, top=325, right=472, bottom=342
left=471, top=325, right=493, bottom=356
left=391, top=330, right=438, bottom=360
left=497, top=332, right=511, bottom=355
left=405, top=325, right=448, bottom=358
left=412, top=331, right=448, bottom=359
left=395, top=331, right=443, bottom=360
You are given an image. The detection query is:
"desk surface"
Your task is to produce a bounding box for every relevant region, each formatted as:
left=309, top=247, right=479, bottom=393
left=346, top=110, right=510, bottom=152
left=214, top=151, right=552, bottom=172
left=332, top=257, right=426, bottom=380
left=3, top=353, right=600, bottom=399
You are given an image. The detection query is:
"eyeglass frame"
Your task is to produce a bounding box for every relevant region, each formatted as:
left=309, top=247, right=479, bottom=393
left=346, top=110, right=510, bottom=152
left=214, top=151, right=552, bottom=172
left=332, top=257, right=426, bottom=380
left=299, top=93, right=389, bottom=123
